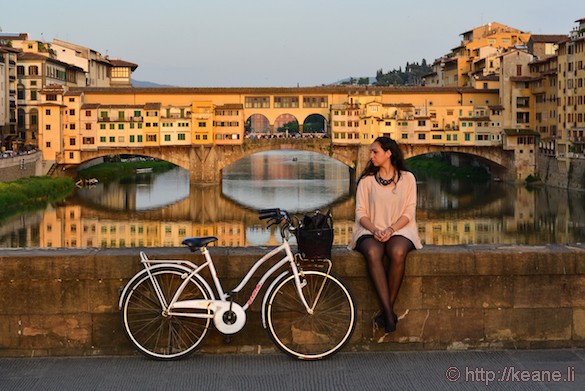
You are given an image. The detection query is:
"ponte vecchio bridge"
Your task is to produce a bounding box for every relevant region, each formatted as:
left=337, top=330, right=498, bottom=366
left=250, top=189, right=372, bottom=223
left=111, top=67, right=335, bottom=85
left=42, top=86, right=530, bottom=183
left=72, top=137, right=515, bottom=183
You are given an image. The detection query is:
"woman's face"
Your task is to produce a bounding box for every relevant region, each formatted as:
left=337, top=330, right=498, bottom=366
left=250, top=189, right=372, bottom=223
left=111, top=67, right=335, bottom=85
left=369, top=141, right=390, bottom=167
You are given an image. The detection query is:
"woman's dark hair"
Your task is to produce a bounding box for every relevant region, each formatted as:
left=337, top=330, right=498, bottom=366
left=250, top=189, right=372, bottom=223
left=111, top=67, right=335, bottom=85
left=357, top=136, right=408, bottom=184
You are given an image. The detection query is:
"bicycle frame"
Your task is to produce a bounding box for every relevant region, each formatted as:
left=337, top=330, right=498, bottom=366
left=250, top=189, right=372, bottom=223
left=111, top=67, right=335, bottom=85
left=141, top=237, right=315, bottom=323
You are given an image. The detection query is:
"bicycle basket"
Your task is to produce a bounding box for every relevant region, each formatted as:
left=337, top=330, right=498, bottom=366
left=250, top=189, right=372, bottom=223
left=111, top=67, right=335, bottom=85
left=295, top=210, right=333, bottom=260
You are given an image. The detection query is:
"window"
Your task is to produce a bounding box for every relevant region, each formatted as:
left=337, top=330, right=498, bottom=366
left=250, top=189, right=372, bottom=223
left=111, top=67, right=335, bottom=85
left=164, top=134, right=171, bottom=141
left=100, top=136, right=106, bottom=142
left=198, top=122, right=206, bottom=127
left=86, top=123, right=92, bottom=130
left=29, top=65, right=39, bottom=75
left=46, top=142, right=51, bottom=148
left=274, top=96, right=299, bottom=108
left=130, top=135, right=135, bottom=142
left=85, top=110, right=91, bottom=117
left=30, top=91, right=37, bottom=100
left=111, top=67, right=129, bottom=78
left=244, top=96, right=270, bottom=108
left=45, top=124, right=51, bottom=130
left=146, top=134, right=157, bottom=142
left=46, top=94, right=57, bottom=101
left=516, top=97, right=530, bottom=108
left=82, top=137, right=94, bottom=144
left=100, top=124, right=106, bottom=130
left=303, top=96, right=328, bottom=108
left=109, top=136, right=115, bottom=142
left=178, top=133, right=186, bottom=141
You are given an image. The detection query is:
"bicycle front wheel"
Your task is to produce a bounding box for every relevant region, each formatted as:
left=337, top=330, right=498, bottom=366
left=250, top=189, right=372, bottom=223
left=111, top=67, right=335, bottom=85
left=120, top=267, right=212, bottom=360
left=265, top=270, right=356, bottom=360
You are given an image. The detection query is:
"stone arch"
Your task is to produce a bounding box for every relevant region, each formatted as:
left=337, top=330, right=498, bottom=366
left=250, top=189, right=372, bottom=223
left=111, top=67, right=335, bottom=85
left=74, top=148, right=191, bottom=174
left=403, top=149, right=509, bottom=180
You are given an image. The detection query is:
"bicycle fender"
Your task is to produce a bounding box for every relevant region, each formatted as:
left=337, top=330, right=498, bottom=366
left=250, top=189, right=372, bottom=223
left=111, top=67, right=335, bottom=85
left=118, top=264, right=215, bottom=310
left=261, top=270, right=291, bottom=329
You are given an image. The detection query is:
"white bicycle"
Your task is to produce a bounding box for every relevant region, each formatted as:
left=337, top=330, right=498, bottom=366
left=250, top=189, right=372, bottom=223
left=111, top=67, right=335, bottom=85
left=118, top=208, right=357, bottom=360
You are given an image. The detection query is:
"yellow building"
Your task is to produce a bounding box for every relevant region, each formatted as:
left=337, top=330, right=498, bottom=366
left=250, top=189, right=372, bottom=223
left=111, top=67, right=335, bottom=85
left=557, top=18, right=585, bottom=158
left=427, top=22, right=531, bottom=87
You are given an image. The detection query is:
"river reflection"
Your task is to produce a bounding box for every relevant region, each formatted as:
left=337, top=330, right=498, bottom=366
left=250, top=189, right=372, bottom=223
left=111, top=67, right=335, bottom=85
left=222, top=150, right=351, bottom=211
left=1, top=150, right=584, bottom=248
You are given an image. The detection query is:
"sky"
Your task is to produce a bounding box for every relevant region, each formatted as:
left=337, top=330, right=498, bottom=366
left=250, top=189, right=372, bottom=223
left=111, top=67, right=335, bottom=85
left=1, top=0, right=582, bottom=87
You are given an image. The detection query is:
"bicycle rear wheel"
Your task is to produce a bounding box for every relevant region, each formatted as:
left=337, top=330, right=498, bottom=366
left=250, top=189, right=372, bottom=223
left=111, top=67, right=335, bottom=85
left=265, top=270, right=356, bottom=360
left=120, top=267, right=211, bottom=360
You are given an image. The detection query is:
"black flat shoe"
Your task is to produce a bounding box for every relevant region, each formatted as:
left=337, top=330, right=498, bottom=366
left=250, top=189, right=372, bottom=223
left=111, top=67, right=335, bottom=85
left=374, top=312, right=385, bottom=328
left=374, top=311, right=398, bottom=332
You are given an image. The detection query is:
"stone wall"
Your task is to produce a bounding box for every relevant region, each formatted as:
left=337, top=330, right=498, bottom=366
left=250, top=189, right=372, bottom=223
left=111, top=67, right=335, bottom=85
left=537, top=153, right=585, bottom=190
left=0, top=244, right=584, bottom=357
left=0, top=152, right=43, bottom=182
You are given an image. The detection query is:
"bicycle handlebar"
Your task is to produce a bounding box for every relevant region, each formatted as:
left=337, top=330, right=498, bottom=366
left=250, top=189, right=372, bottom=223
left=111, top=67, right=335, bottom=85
left=257, top=209, right=296, bottom=236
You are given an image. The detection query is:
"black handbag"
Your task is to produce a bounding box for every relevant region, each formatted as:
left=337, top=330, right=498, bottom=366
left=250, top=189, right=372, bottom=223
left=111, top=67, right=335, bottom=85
left=295, top=210, right=333, bottom=260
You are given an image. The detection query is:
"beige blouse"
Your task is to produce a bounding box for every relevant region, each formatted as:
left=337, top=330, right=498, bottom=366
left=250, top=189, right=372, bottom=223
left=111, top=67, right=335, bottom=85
left=348, top=171, right=423, bottom=250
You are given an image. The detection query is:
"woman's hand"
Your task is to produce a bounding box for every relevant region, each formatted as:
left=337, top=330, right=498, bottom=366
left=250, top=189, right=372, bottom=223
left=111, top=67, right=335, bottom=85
left=374, top=226, right=394, bottom=242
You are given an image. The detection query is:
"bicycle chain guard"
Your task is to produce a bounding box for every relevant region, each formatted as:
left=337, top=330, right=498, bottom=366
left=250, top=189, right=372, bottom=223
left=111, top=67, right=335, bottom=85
left=214, top=302, right=246, bottom=334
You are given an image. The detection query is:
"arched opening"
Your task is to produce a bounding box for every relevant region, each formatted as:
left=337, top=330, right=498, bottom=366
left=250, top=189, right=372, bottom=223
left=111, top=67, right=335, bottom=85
left=303, top=114, right=328, bottom=135
left=221, top=150, right=351, bottom=212
left=245, top=114, right=270, bottom=135
left=274, top=114, right=299, bottom=136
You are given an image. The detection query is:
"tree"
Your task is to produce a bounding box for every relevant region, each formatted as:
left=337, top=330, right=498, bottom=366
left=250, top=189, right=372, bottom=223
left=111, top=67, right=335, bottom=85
left=374, top=60, right=432, bottom=87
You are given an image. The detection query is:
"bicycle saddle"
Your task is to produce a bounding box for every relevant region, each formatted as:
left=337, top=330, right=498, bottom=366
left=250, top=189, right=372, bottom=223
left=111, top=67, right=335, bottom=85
left=182, top=236, right=219, bottom=250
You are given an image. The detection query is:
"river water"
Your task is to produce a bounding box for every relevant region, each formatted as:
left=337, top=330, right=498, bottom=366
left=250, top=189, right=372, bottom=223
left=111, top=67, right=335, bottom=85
left=1, top=150, right=584, bottom=248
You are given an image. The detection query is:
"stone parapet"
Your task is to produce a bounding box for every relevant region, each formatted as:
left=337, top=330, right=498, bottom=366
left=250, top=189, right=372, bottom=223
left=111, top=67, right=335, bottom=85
left=0, top=151, right=43, bottom=182
left=1, top=244, right=584, bottom=357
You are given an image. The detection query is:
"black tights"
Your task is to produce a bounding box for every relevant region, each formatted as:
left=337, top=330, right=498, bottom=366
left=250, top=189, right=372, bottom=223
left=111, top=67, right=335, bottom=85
left=356, top=235, right=414, bottom=329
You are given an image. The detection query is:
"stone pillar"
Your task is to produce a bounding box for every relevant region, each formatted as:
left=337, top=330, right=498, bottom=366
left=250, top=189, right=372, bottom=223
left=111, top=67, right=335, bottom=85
left=189, top=145, right=220, bottom=183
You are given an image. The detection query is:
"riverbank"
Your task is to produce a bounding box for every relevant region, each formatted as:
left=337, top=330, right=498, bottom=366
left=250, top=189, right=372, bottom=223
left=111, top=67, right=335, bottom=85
left=77, top=159, right=176, bottom=182
left=407, top=154, right=491, bottom=181
left=0, top=176, right=75, bottom=222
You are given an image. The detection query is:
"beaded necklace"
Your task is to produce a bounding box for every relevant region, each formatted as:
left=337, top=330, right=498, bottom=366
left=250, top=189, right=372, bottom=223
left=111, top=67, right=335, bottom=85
left=375, top=172, right=395, bottom=186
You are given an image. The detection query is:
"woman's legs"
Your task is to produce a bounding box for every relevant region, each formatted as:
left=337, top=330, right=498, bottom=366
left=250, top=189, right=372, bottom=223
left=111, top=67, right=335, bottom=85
left=384, top=236, right=415, bottom=319
left=357, top=235, right=414, bottom=332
